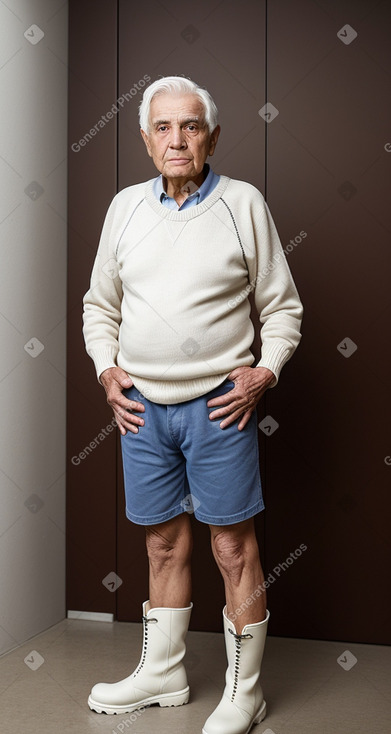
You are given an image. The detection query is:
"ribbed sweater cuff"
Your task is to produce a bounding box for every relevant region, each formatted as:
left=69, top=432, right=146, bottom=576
left=89, top=347, right=119, bottom=383
left=256, top=343, right=292, bottom=386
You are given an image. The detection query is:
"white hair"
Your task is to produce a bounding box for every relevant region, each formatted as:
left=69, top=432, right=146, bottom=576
left=138, top=75, right=218, bottom=134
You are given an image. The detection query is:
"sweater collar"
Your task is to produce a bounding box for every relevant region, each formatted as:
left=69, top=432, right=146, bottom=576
left=144, top=174, right=231, bottom=221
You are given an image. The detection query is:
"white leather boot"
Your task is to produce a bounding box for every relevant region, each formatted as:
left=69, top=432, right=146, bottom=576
left=202, top=607, right=270, bottom=734
left=88, top=600, right=193, bottom=715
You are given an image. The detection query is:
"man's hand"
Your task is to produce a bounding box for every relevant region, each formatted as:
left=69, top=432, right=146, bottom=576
left=100, top=366, right=145, bottom=435
left=207, top=366, right=275, bottom=430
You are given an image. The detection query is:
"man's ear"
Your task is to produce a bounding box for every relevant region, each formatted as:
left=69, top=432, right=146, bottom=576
left=140, top=128, right=152, bottom=157
left=208, top=125, right=221, bottom=156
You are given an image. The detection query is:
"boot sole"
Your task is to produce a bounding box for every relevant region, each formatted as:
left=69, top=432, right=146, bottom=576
left=202, top=699, right=267, bottom=734
left=88, top=686, right=189, bottom=715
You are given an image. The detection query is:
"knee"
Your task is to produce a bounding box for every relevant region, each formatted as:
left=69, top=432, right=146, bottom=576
left=145, top=522, right=192, bottom=570
left=146, top=529, right=174, bottom=563
left=211, top=531, right=247, bottom=582
left=211, top=524, right=260, bottom=581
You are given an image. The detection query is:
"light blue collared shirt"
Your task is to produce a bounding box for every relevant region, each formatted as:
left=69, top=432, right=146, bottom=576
left=153, top=163, right=220, bottom=210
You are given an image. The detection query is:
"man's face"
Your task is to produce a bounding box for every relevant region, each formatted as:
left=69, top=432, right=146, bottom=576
left=140, top=93, right=220, bottom=181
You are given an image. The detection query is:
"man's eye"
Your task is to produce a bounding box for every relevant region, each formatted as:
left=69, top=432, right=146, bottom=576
left=158, top=126, right=168, bottom=132
left=186, top=125, right=197, bottom=131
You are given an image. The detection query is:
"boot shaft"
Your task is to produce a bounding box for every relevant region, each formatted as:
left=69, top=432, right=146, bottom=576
left=136, top=601, right=193, bottom=682
left=223, top=608, right=270, bottom=705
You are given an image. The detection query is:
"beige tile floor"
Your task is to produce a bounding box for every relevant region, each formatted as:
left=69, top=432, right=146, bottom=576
left=0, top=618, right=390, bottom=734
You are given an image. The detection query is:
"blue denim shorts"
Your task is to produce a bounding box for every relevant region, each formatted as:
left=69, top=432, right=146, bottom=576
left=120, top=380, right=264, bottom=526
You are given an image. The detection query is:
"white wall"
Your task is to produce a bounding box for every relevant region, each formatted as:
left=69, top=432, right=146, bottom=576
left=0, top=0, right=67, bottom=655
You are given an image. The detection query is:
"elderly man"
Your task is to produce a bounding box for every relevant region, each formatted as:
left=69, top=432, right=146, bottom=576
left=83, top=75, right=303, bottom=734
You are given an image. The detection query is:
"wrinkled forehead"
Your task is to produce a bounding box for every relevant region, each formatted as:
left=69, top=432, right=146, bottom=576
left=149, top=92, right=206, bottom=125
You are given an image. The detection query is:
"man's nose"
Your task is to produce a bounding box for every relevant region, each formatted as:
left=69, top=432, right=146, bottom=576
left=169, top=126, right=186, bottom=148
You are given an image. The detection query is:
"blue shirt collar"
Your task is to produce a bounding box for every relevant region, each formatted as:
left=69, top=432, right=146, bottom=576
left=153, top=163, right=219, bottom=209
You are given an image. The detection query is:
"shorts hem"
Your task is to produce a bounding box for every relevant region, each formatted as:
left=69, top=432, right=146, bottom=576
left=193, top=499, right=265, bottom=526
left=126, top=499, right=265, bottom=527
left=125, top=506, right=187, bottom=526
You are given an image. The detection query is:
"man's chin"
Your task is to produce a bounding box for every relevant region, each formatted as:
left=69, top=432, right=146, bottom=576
left=166, top=161, right=193, bottom=174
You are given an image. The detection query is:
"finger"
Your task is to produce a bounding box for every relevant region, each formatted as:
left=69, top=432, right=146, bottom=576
left=117, top=420, right=127, bottom=436
left=208, top=402, right=238, bottom=420
left=227, top=366, right=249, bottom=380
left=109, top=381, right=144, bottom=411
left=109, top=386, right=145, bottom=413
left=114, top=405, right=145, bottom=429
left=114, top=396, right=145, bottom=426
left=237, top=409, right=253, bottom=431
left=119, top=376, right=133, bottom=388
left=218, top=406, right=247, bottom=429
left=226, top=369, right=240, bottom=380
left=126, top=398, right=145, bottom=413
left=116, top=369, right=134, bottom=387
left=114, top=410, right=140, bottom=434
left=111, top=369, right=133, bottom=388
left=113, top=412, right=127, bottom=435
left=207, top=392, right=236, bottom=408
left=112, top=406, right=144, bottom=428
left=111, top=395, right=145, bottom=415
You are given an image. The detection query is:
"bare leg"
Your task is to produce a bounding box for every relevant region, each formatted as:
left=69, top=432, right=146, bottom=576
left=146, top=512, right=193, bottom=608
left=210, top=518, right=266, bottom=630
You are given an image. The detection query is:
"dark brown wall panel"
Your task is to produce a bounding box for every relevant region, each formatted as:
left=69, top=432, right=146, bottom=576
left=67, top=0, right=118, bottom=613
left=264, top=0, right=391, bottom=643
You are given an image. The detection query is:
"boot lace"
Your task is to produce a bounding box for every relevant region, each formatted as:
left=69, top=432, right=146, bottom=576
left=228, top=628, right=253, bottom=702
left=133, top=615, right=158, bottom=677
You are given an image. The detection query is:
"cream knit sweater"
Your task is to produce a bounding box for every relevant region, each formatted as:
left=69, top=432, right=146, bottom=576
left=83, top=175, right=303, bottom=404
